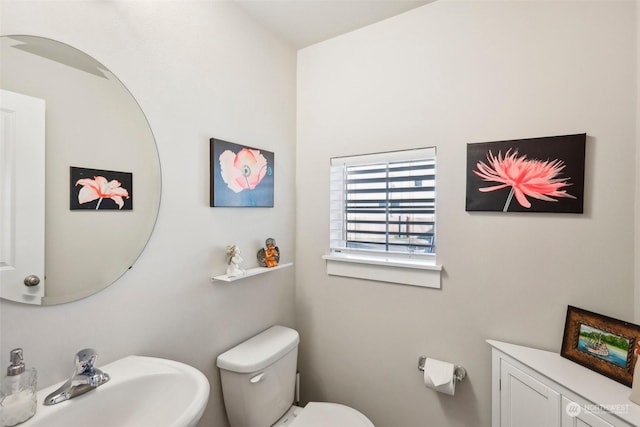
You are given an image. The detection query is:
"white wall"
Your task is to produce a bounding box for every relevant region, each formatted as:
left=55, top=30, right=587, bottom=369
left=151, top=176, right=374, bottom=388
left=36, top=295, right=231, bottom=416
left=296, top=1, right=636, bottom=426
left=0, top=2, right=296, bottom=426
left=636, top=0, right=640, bottom=323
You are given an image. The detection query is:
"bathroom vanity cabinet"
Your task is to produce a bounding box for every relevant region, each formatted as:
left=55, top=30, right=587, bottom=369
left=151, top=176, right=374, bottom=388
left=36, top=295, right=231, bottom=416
left=488, top=340, right=640, bottom=427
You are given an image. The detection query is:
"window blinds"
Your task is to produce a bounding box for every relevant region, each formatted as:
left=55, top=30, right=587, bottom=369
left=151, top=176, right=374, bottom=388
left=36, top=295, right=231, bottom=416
left=330, top=148, right=436, bottom=255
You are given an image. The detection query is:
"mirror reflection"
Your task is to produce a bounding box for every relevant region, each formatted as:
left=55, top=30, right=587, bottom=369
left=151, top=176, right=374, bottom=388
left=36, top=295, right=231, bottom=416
left=0, top=35, right=161, bottom=305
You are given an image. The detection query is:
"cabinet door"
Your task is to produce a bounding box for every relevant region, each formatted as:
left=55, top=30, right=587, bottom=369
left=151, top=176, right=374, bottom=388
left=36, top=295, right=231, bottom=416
left=561, top=397, right=615, bottom=427
left=501, top=360, right=561, bottom=427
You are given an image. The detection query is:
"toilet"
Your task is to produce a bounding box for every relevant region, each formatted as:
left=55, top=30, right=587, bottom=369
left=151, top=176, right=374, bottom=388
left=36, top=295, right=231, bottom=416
left=216, top=325, right=374, bottom=427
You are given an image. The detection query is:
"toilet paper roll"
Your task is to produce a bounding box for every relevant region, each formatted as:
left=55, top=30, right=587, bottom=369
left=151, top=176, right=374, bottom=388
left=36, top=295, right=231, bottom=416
left=423, top=358, right=456, bottom=396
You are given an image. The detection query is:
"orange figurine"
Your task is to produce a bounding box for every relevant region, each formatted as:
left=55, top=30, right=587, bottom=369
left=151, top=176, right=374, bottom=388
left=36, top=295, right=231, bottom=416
left=257, top=238, right=280, bottom=268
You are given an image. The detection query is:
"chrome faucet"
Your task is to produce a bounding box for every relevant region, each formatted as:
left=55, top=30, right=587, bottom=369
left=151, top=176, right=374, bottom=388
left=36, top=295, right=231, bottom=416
left=44, top=348, right=110, bottom=405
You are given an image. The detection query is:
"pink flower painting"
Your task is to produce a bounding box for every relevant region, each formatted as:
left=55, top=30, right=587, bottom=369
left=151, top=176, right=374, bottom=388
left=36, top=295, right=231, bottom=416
left=466, top=134, right=586, bottom=213
left=210, top=138, right=274, bottom=207
left=218, top=148, right=268, bottom=193
left=76, top=176, right=130, bottom=209
left=473, top=149, right=575, bottom=211
left=71, top=167, right=133, bottom=210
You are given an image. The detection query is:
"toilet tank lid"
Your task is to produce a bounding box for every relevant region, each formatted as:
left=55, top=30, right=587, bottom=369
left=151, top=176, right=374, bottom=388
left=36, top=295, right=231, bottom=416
left=217, top=325, right=300, bottom=373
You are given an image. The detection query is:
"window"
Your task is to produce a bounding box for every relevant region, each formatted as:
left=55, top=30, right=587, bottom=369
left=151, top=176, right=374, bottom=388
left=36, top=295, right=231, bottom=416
left=325, top=148, right=441, bottom=289
left=330, top=147, right=436, bottom=256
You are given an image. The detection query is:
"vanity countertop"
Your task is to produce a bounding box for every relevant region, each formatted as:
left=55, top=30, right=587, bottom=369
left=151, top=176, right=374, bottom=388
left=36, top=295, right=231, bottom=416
left=488, top=340, right=640, bottom=426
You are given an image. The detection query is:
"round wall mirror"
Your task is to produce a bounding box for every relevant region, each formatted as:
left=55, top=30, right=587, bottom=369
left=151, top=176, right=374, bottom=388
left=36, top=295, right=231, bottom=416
left=0, top=35, right=161, bottom=305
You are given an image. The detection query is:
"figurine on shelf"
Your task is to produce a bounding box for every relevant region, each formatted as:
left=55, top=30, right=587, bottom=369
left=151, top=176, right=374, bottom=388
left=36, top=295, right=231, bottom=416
left=257, top=237, right=280, bottom=268
left=225, top=245, right=244, bottom=277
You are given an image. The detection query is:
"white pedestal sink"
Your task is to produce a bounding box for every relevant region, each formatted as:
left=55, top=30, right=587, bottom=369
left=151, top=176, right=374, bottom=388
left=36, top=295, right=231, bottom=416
left=21, top=356, right=210, bottom=427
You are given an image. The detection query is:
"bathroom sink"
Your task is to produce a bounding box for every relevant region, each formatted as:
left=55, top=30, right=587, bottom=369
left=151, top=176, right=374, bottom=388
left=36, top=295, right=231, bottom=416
left=23, top=356, right=210, bottom=427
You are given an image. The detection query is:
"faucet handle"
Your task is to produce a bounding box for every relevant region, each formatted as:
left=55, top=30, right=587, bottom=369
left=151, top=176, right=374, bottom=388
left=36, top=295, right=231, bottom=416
left=74, top=348, right=98, bottom=375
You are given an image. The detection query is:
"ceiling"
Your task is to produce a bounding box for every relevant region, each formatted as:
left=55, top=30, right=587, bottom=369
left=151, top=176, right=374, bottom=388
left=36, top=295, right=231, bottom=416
left=233, top=0, right=434, bottom=49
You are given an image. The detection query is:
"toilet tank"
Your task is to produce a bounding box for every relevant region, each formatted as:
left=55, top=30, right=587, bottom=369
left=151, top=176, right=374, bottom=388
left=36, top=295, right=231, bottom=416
left=217, top=325, right=300, bottom=427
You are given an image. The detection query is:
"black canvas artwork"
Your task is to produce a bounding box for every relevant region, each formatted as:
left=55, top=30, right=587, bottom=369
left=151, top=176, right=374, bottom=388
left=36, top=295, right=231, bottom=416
left=70, top=166, right=132, bottom=210
left=466, top=134, right=586, bottom=213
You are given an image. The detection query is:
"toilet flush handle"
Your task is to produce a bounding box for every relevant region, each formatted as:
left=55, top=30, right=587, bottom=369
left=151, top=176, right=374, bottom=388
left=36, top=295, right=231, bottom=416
left=250, top=372, right=266, bottom=384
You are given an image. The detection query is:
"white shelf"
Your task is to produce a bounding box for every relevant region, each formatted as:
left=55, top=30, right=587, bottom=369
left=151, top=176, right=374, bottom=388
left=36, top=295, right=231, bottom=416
left=211, top=262, right=293, bottom=282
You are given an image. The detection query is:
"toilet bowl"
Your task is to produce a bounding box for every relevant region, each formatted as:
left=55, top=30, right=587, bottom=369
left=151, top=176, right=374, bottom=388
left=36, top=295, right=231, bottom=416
left=217, top=325, right=374, bottom=427
left=278, top=402, right=373, bottom=427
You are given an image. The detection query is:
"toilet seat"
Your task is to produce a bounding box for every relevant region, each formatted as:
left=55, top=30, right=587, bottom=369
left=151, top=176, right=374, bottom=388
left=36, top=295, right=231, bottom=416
left=288, top=402, right=374, bottom=427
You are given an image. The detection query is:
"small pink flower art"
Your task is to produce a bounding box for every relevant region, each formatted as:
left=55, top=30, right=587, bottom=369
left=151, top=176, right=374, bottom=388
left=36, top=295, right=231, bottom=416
left=466, top=134, right=585, bottom=213
left=210, top=138, right=274, bottom=207
left=71, top=167, right=132, bottom=210
left=219, top=148, right=268, bottom=193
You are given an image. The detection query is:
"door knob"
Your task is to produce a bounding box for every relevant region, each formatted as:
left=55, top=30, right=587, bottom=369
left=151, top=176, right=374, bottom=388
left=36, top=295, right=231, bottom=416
left=23, top=275, right=40, bottom=287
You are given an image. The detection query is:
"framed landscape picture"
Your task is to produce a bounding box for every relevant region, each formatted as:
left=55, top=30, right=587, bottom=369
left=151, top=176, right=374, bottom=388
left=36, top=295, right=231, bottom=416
left=561, top=305, right=640, bottom=386
left=210, top=138, right=274, bottom=207
left=466, top=133, right=586, bottom=213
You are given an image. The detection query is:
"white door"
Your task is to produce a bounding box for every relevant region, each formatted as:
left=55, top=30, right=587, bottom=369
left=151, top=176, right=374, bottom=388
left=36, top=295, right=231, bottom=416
left=501, top=359, right=561, bottom=427
left=0, top=89, right=45, bottom=304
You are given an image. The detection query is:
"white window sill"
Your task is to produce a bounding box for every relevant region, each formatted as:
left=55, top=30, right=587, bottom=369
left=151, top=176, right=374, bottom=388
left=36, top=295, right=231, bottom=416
left=322, top=253, right=442, bottom=289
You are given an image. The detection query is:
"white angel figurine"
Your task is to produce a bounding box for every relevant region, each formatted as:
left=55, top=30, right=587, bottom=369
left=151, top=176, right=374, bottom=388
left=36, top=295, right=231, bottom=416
left=225, top=245, right=244, bottom=277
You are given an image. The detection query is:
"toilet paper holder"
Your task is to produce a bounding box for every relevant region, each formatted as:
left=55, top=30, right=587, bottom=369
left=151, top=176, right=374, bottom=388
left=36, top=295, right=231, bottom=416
left=418, top=356, right=467, bottom=382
